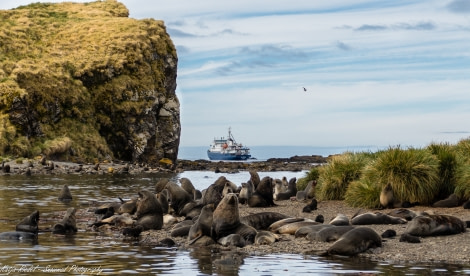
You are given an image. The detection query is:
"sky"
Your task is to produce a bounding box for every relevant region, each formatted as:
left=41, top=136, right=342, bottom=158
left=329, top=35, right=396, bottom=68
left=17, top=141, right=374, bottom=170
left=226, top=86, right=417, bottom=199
left=1, top=1, right=470, bottom=148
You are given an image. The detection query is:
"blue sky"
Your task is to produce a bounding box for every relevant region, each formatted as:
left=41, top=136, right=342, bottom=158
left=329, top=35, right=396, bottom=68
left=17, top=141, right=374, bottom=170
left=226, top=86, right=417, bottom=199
left=2, top=1, right=470, bottom=148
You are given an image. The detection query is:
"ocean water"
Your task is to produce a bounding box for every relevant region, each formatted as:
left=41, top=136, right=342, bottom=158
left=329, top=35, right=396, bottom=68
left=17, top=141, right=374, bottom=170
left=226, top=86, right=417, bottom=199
left=178, top=145, right=384, bottom=161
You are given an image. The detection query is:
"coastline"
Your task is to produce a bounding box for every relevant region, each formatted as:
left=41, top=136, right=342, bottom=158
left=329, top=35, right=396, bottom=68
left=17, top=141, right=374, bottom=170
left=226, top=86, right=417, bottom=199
left=2, top=157, right=469, bottom=266
left=140, top=199, right=470, bottom=266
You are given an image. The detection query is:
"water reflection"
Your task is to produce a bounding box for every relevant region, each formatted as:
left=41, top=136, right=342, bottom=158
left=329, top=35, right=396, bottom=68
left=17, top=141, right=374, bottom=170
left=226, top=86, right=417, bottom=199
left=0, top=173, right=469, bottom=275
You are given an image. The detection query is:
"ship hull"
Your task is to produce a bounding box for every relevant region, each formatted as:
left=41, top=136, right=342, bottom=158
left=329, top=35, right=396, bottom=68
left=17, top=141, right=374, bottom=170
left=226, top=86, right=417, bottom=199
left=207, top=151, right=251, bottom=161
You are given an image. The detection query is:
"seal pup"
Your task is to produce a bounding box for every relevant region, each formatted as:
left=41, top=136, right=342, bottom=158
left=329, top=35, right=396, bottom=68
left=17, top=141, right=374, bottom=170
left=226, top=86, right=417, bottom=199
left=381, top=229, right=397, bottom=238
left=432, top=193, right=460, bottom=208
left=329, top=214, right=350, bottom=226
left=238, top=182, right=253, bottom=205
left=351, top=212, right=407, bottom=225
left=273, top=178, right=287, bottom=200
left=302, top=198, right=318, bottom=213
left=255, top=231, right=280, bottom=245
left=248, top=176, right=276, bottom=207
left=188, top=204, right=214, bottom=244
left=15, top=210, right=39, bottom=233
left=405, top=214, right=466, bottom=237
left=218, top=234, right=245, bottom=247
left=274, top=177, right=297, bottom=201
left=58, top=184, right=72, bottom=201
left=53, top=207, right=77, bottom=234
left=326, top=227, right=382, bottom=256
left=399, top=233, right=420, bottom=243
left=211, top=193, right=257, bottom=245
left=165, top=181, right=193, bottom=215
left=240, top=212, right=289, bottom=230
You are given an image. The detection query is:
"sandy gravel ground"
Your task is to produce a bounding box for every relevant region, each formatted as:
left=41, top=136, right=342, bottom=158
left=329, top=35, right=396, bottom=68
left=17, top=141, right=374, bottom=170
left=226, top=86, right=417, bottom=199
left=139, top=199, right=470, bottom=265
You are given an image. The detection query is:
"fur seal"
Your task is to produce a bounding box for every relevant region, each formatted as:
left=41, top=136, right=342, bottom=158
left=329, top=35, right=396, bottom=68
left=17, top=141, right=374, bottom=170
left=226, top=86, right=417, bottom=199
left=53, top=207, right=77, bottom=234
left=326, top=227, right=382, bottom=256
left=463, top=199, right=470, bottom=209
left=188, top=204, right=214, bottom=243
left=312, top=225, right=355, bottom=242
left=240, top=212, right=289, bottom=230
left=379, top=183, right=394, bottom=209
left=155, top=178, right=169, bottom=193
left=274, top=220, right=320, bottom=235
left=387, top=208, right=417, bottom=221
left=179, top=177, right=196, bottom=196
left=268, top=218, right=303, bottom=231
left=201, top=176, right=227, bottom=207
left=170, top=220, right=194, bottom=237
left=274, top=177, right=297, bottom=201
left=58, top=184, right=73, bottom=201
left=157, top=190, right=169, bottom=214
left=296, top=224, right=334, bottom=238
left=405, top=214, right=466, bottom=237
left=273, top=178, right=287, bottom=200
left=248, top=170, right=261, bottom=189
left=255, top=230, right=280, bottom=245
left=238, top=182, right=253, bottom=205
left=211, top=193, right=257, bottom=245
left=122, top=225, right=143, bottom=238
left=15, top=210, right=39, bottom=233
left=0, top=231, right=37, bottom=242
left=302, top=198, right=318, bottom=213
left=296, top=180, right=317, bottom=201
left=117, top=198, right=137, bottom=214
left=381, top=229, right=397, bottom=238
left=165, top=181, right=193, bottom=215
left=329, top=214, right=350, bottom=226
left=399, top=233, right=420, bottom=243
left=351, top=212, right=407, bottom=225
left=134, top=190, right=163, bottom=230
left=218, top=234, right=245, bottom=247
left=248, top=176, right=276, bottom=207
left=432, top=193, right=460, bottom=208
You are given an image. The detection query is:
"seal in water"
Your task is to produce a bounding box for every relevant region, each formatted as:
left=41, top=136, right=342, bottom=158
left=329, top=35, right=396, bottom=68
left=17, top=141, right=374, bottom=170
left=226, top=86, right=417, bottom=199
left=15, top=210, right=39, bottom=233
left=58, top=184, right=73, bottom=201
left=326, top=227, right=382, bottom=256
left=53, top=207, right=77, bottom=234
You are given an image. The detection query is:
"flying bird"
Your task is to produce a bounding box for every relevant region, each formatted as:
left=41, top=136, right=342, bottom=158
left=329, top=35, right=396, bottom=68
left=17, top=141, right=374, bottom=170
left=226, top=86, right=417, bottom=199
left=303, top=87, right=307, bottom=92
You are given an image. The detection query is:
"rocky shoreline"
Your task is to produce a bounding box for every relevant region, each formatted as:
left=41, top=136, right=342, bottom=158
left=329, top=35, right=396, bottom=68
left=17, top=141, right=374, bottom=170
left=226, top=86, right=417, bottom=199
left=0, top=155, right=327, bottom=176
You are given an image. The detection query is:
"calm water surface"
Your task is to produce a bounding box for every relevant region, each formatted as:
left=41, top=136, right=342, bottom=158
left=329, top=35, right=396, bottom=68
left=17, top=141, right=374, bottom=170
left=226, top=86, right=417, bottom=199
left=0, top=172, right=468, bottom=275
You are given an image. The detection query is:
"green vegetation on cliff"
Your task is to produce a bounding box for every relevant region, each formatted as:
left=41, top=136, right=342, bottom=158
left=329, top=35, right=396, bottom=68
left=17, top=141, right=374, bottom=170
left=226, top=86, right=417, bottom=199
left=0, top=1, right=180, bottom=164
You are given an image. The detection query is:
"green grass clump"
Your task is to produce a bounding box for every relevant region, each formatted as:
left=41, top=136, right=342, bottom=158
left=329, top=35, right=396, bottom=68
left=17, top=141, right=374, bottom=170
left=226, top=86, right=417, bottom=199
left=454, top=161, right=470, bottom=201
left=365, top=146, right=439, bottom=205
left=316, top=152, right=371, bottom=200
left=344, top=177, right=382, bottom=208
left=426, top=142, right=459, bottom=201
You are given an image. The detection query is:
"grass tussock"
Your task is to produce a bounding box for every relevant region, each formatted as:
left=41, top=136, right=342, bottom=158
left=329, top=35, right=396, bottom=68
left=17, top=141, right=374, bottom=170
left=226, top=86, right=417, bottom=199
left=426, top=142, right=459, bottom=201
left=296, top=166, right=320, bottom=191
left=316, top=152, right=371, bottom=200
left=344, top=178, right=382, bottom=208
left=365, top=146, right=439, bottom=205
left=43, top=136, right=72, bottom=157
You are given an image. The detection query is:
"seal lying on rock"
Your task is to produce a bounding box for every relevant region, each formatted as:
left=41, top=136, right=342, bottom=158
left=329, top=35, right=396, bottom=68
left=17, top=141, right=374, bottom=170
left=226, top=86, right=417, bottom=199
left=405, top=214, right=466, bottom=237
left=351, top=212, right=407, bottom=225
left=326, top=227, right=382, bottom=256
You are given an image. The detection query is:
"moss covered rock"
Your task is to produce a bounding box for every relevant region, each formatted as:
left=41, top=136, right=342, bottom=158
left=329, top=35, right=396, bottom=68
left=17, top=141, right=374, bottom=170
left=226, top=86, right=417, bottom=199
left=0, top=0, right=180, bottom=164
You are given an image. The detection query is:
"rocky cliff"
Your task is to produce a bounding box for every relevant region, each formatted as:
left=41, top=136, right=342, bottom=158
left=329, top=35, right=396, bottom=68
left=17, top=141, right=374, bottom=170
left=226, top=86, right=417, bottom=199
left=0, top=1, right=180, bottom=165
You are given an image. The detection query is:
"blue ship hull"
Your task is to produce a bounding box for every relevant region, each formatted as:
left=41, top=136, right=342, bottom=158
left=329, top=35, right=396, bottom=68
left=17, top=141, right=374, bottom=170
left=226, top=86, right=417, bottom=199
left=207, top=151, right=251, bottom=161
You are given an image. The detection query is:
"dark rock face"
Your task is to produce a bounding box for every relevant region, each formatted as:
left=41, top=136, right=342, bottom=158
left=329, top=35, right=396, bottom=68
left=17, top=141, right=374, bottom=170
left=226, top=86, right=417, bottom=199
left=0, top=2, right=180, bottom=165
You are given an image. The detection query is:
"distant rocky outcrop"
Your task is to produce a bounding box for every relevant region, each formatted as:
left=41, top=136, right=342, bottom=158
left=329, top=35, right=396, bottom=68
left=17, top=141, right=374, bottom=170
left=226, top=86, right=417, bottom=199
left=0, top=1, right=180, bottom=165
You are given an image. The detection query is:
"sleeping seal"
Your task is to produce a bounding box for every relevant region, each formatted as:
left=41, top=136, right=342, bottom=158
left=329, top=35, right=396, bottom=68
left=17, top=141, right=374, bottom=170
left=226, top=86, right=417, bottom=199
left=351, top=212, right=407, bottom=225
left=405, top=214, right=466, bottom=237
left=326, top=227, right=382, bottom=256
